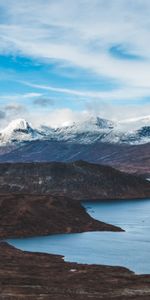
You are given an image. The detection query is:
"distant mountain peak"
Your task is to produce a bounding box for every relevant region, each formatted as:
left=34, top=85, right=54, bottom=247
left=92, top=116, right=115, bottom=129
left=3, top=119, right=31, bottom=132
left=73, top=116, right=115, bottom=130
left=0, top=119, right=42, bottom=144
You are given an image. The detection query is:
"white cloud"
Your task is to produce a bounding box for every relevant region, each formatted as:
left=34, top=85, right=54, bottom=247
left=29, top=108, right=86, bottom=128
left=22, top=81, right=150, bottom=101
left=0, top=0, right=150, bottom=109
left=0, top=97, right=150, bottom=129
left=0, top=92, right=42, bottom=101
left=28, top=104, right=150, bottom=129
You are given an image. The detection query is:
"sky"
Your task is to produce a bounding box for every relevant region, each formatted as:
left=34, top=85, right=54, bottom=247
left=0, top=0, right=150, bottom=128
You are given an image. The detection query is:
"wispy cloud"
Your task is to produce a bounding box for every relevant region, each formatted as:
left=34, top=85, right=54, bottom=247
left=1, top=0, right=150, bottom=91
left=0, top=92, right=42, bottom=101
left=0, top=0, right=150, bottom=127
left=22, top=81, right=150, bottom=101
left=5, top=103, right=26, bottom=113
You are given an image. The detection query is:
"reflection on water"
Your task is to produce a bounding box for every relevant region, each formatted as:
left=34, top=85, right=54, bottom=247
left=8, top=198, right=150, bottom=274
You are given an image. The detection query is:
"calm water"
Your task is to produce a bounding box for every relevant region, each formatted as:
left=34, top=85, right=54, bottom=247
left=8, top=198, right=150, bottom=274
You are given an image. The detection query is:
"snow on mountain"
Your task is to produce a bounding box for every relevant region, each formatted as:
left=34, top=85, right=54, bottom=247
left=0, top=119, right=43, bottom=144
left=53, top=115, right=150, bottom=145
left=0, top=116, right=150, bottom=145
left=118, top=115, right=150, bottom=130
left=53, top=116, right=115, bottom=144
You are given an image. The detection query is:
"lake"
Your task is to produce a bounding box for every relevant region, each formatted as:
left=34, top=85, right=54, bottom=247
left=8, top=198, right=150, bottom=274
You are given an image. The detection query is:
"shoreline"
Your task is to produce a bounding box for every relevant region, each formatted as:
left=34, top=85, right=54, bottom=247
left=0, top=194, right=123, bottom=240
left=1, top=242, right=150, bottom=299
left=1, top=195, right=150, bottom=298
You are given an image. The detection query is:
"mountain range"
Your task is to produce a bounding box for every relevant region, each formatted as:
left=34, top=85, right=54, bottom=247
left=0, top=116, right=150, bottom=145
left=0, top=117, right=149, bottom=177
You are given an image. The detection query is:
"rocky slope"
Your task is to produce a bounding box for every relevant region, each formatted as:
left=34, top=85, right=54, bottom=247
left=0, top=194, right=122, bottom=238
left=0, top=161, right=149, bottom=200
left=1, top=242, right=150, bottom=300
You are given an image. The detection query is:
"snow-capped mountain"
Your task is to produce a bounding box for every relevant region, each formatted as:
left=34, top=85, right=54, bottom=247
left=53, top=116, right=115, bottom=144
left=0, top=119, right=44, bottom=144
left=51, top=116, right=150, bottom=145
left=0, top=116, right=150, bottom=145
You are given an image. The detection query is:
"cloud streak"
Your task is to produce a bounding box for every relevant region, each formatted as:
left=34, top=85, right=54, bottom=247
left=22, top=81, right=150, bottom=101
left=0, top=0, right=150, bottom=128
left=1, top=0, right=150, bottom=91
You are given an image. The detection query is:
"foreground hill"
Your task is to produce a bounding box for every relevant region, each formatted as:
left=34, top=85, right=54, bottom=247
left=0, top=194, right=121, bottom=238
left=1, top=242, right=150, bottom=300
left=0, top=161, right=149, bottom=200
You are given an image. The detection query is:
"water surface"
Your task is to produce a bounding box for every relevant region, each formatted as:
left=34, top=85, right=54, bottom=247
left=8, top=198, right=150, bottom=274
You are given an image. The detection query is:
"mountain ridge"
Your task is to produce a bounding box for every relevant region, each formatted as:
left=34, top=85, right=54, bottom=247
left=0, top=160, right=149, bottom=200
left=0, top=115, right=150, bottom=146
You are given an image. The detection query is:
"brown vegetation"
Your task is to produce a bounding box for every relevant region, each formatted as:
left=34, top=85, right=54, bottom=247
left=0, top=242, right=150, bottom=300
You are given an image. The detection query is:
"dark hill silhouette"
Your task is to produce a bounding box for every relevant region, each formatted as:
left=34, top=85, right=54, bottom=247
left=0, top=161, right=149, bottom=200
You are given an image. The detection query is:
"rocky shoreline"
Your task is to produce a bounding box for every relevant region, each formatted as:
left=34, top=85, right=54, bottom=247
left=0, top=242, right=150, bottom=300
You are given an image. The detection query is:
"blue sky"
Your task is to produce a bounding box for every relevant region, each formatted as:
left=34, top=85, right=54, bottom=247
left=0, top=0, right=150, bottom=128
